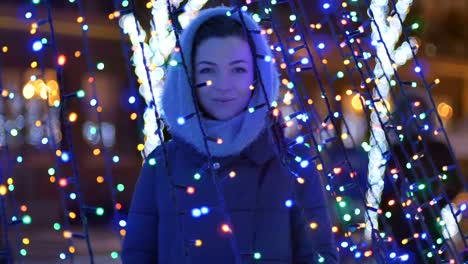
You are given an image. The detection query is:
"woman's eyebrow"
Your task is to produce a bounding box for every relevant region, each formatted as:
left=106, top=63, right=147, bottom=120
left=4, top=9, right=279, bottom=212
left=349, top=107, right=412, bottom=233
left=197, top=61, right=217, bottom=66
left=229, top=59, right=248, bottom=65
left=197, top=60, right=248, bottom=66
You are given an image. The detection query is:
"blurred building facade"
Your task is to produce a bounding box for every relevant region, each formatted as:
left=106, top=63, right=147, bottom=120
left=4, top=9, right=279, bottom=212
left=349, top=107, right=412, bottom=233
left=416, top=0, right=468, bottom=166
left=0, top=1, right=140, bottom=225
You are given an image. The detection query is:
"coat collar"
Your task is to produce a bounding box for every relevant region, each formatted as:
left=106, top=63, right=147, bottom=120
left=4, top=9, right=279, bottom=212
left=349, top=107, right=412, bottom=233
left=239, top=130, right=277, bottom=165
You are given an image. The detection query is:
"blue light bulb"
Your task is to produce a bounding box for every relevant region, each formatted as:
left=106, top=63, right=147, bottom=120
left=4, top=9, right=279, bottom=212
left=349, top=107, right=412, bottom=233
left=32, top=41, right=43, bottom=52
left=191, top=208, right=201, bottom=218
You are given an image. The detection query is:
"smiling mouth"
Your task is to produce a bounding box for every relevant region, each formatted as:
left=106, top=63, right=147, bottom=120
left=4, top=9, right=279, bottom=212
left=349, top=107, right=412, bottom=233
left=213, top=98, right=235, bottom=102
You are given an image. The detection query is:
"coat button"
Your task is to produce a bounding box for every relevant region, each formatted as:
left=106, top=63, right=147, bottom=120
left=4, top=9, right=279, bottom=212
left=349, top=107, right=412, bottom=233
left=212, top=162, right=220, bottom=170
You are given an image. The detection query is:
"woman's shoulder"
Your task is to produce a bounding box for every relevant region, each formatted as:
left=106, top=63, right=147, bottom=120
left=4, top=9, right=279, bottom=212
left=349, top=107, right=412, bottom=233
left=143, top=138, right=202, bottom=165
left=142, top=140, right=178, bottom=165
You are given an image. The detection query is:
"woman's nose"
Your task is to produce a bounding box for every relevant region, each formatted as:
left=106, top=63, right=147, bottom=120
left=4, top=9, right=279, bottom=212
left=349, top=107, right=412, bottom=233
left=213, top=73, right=231, bottom=91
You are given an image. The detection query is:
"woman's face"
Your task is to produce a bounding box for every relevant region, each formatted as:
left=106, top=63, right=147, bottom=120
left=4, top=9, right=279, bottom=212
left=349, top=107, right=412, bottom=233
left=194, top=36, right=254, bottom=120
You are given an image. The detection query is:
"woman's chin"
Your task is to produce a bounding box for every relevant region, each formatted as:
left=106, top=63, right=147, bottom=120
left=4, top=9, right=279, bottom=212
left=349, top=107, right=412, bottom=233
left=210, top=111, right=241, bottom=121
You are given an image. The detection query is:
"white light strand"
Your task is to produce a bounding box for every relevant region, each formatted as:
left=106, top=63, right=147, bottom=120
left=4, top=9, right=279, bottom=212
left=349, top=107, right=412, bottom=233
left=119, top=0, right=207, bottom=156
left=441, top=203, right=462, bottom=240
left=365, top=0, right=416, bottom=240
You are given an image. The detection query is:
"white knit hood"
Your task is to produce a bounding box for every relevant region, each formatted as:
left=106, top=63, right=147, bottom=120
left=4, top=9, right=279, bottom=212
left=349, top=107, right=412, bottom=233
left=161, top=6, right=280, bottom=157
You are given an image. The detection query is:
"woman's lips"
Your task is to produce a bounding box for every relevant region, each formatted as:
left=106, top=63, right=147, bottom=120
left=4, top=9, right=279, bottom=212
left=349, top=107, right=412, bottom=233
left=213, top=98, right=235, bottom=102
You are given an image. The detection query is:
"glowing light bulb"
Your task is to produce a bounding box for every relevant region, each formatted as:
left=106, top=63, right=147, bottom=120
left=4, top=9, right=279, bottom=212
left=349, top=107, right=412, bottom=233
left=221, top=224, right=231, bottom=233
left=192, top=208, right=201, bottom=218
left=177, top=117, right=185, bottom=125
left=58, top=178, right=68, bottom=188
left=96, top=207, right=104, bottom=216
left=195, top=239, right=203, bottom=247
left=57, top=55, right=67, bottom=66
left=32, top=41, right=43, bottom=51
left=200, top=206, right=209, bottom=215
left=186, top=186, right=195, bottom=195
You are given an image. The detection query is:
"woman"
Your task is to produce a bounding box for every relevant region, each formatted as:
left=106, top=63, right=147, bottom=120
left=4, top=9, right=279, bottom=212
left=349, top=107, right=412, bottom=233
left=122, top=6, right=337, bottom=263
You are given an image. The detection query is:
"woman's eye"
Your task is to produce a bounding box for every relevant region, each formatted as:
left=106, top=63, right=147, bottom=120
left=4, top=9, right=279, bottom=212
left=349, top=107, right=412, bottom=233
left=199, top=68, right=213, bottom=74
left=233, top=67, right=247, bottom=73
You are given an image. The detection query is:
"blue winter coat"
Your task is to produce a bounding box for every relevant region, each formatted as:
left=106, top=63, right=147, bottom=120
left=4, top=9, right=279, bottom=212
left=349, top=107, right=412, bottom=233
left=122, top=131, right=338, bottom=263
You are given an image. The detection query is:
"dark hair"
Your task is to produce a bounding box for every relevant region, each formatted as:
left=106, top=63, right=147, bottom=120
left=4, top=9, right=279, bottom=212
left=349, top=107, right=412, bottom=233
left=191, top=15, right=256, bottom=80
left=192, top=15, right=248, bottom=57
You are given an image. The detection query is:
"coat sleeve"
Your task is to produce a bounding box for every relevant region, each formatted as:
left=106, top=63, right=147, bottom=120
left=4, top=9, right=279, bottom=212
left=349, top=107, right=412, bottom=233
left=121, top=150, right=161, bottom=263
left=290, top=163, right=338, bottom=263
